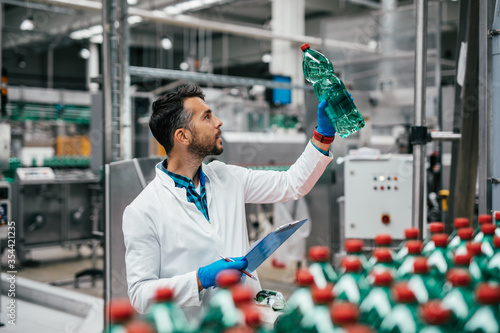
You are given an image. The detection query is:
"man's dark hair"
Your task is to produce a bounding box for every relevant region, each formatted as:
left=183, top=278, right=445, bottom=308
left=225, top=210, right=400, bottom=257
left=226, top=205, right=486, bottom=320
left=149, top=83, right=205, bottom=155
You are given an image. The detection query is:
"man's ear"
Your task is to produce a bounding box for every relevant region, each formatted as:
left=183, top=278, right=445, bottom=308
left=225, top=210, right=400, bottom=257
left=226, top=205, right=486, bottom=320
left=173, top=128, right=191, bottom=147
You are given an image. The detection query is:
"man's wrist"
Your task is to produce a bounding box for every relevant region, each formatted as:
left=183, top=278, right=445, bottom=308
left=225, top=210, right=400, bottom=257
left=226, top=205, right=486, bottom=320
left=313, top=127, right=335, bottom=144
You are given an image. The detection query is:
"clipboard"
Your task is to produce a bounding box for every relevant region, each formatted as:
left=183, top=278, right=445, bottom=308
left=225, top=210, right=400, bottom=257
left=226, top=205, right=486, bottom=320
left=244, top=219, right=308, bottom=273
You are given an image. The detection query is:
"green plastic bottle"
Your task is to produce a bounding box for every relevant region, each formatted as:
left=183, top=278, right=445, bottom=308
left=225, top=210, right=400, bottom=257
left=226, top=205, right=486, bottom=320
left=422, top=222, right=446, bottom=255
left=396, top=240, right=423, bottom=280
left=426, top=233, right=453, bottom=280
left=359, top=270, right=394, bottom=330
left=485, top=235, right=500, bottom=282
left=448, top=217, right=470, bottom=250
left=300, top=43, right=365, bottom=138
left=418, top=300, right=454, bottom=333
left=379, top=283, right=422, bottom=333
left=344, top=239, right=369, bottom=272
left=334, top=256, right=370, bottom=305
left=274, top=268, right=316, bottom=333
left=331, top=302, right=373, bottom=332
left=441, top=268, right=475, bottom=331
left=126, top=321, right=155, bottom=333
left=473, top=214, right=493, bottom=239
left=463, top=283, right=500, bottom=333
left=145, top=287, right=194, bottom=333
left=300, top=285, right=336, bottom=333
left=407, top=257, right=442, bottom=303
left=476, top=224, right=497, bottom=259
left=368, top=234, right=396, bottom=268
left=231, top=285, right=268, bottom=333
left=198, top=270, right=242, bottom=333
left=454, top=253, right=483, bottom=287
left=308, top=245, right=338, bottom=288
left=395, top=228, right=420, bottom=264
left=448, top=227, right=474, bottom=256
left=466, top=242, right=488, bottom=282
left=106, top=298, right=136, bottom=333
left=495, top=212, right=500, bottom=237
left=369, top=248, right=397, bottom=278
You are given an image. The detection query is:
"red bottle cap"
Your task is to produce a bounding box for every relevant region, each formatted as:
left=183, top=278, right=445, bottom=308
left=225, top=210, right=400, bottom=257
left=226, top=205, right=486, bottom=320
left=375, top=234, right=392, bottom=246
left=371, top=270, right=393, bottom=286
left=342, top=256, right=363, bottom=273
left=481, top=223, right=496, bottom=235
left=342, top=325, right=374, bottom=333
left=495, top=211, right=500, bottom=221
left=215, top=269, right=242, bottom=288
left=432, top=233, right=449, bottom=247
left=231, top=285, right=254, bottom=306
left=494, top=236, right=500, bottom=248
left=478, top=214, right=493, bottom=224
left=309, top=246, right=330, bottom=262
left=300, top=43, right=310, bottom=51
left=107, top=299, right=135, bottom=324
left=454, top=253, right=472, bottom=266
left=406, top=240, right=423, bottom=254
left=413, top=257, right=429, bottom=274
left=458, top=228, right=474, bottom=240
left=154, top=287, right=174, bottom=302
left=392, top=283, right=417, bottom=303
left=243, top=306, right=262, bottom=327
left=345, top=239, right=364, bottom=253
left=420, top=301, right=451, bottom=325
left=312, top=285, right=334, bottom=305
left=372, top=248, right=393, bottom=263
left=454, top=217, right=470, bottom=229
left=295, top=268, right=315, bottom=287
left=126, top=321, right=155, bottom=333
left=429, top=222, right=445, bottom=234
left=405, top=228, right=420, bottom=239
left=330, top=302, right=359, bottom=325
left=476, top=283, right=500, bottom=305
left=447, top=268, right=471, bottom=287
left=466, top=242, right=482, bottom=257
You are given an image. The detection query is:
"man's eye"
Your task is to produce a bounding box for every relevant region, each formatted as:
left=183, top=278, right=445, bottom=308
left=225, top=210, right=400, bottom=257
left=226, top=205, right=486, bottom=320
left=205, top=114, right=210, bottom=119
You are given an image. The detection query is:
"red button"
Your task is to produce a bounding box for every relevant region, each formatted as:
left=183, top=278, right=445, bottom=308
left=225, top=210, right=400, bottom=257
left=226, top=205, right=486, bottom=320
left=382, top=214, right=390, bottom=224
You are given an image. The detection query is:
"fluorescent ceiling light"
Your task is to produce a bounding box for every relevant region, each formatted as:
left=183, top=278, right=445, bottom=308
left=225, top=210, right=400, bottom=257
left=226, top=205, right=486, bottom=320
left=164, top=0, right=224, bottom=15
left=20, top=18, right=35, bottom=31
left=70, top=25, right=103, bottom=40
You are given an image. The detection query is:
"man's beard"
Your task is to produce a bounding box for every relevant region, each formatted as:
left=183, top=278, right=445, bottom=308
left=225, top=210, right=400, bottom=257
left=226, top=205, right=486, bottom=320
left=188, top=130, right=223, bottom=158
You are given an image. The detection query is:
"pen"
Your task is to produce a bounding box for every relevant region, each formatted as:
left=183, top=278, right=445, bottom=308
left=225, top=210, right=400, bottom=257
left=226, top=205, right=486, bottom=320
left=218, top=254, right=257, bottom=281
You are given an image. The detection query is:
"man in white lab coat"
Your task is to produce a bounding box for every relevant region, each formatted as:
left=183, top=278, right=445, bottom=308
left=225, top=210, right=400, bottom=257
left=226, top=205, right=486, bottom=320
left=122, top=83, right=335, bottom=317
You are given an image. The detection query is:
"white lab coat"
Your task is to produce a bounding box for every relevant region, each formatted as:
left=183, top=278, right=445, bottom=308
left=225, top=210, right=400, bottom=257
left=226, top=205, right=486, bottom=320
left=122, top=141, right=333, bottom=317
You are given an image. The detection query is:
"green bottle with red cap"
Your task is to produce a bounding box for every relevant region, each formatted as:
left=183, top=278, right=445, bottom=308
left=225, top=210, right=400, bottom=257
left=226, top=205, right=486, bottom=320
left=485, top=236, right=500, bottom=282
left=422, top=222, right=446, bottom=255
left=407, top=257, right=442, bottom=303
left=231, top=285, right=269, bottom=333
left=345, top=239, right=369, bottom=272
left=334, top=256, right=370, bottom=305
left=448, top=227, right=475, bottom=256
left=379, top=283, right=422, bottom=333
left=274, top=268, right=316, bottom=333
left=476, top=223, right=497, bottom=259
left=331, top=302, right=373, bottom=332
left=426, top=233, right=453, bottom=280
left=495, top=211, right=500, bottom=237
left=418, top=300, right=454, bottom=333
left=106, top=298, right=137, bottom=333
left=473, top=214, right=493, bottom=240
left=466, top=242, right=487, bottom=283
left=359, top=270, right=394, bottom=330
left=454, top=252, right=483, bottom=287
left=198, top=270, right=243, bottom=333
left=396, top=240, right=423, bottom=280
left=463, top=283, right=500, bottom=333
left=441, top=268, right=476, bottom=330
left=369, top=248, right=398, bottom=278
left=369, top=234, right=396, bottom=264
left=395, top=227, right=420, bottom=264
left=448, top=217, right=470, bottom=249
left=308, top=245, right=338, bottom=287
left=300, top=285, right=336, bottom=333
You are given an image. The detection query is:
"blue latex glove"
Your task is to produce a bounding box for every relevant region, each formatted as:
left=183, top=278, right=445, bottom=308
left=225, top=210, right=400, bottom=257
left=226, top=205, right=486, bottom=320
left=198, top=256, right=248, bottom=289
left=316, top=99, right=336, bottom=137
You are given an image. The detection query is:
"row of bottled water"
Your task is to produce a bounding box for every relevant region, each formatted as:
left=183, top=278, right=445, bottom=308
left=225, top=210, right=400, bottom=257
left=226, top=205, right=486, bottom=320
left=106, top=211, right=500, bottom=332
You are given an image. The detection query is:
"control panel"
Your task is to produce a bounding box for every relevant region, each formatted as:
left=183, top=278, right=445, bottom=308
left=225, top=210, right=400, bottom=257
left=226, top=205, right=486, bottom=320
left=344, top=156, right=417, bottom=240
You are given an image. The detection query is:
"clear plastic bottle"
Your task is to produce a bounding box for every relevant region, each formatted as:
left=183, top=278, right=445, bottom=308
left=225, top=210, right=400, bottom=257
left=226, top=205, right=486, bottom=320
left=300, top=43, right=365, bottom=138
left=334, top=256, right=370, bottom=305
left=359, top=270, right=394, bottom=330
left=463, top=283, right=500, bottom=333
left=441, top=268, right=475, bottom=331
left=308, top=245, right=338, bottom=288
left=422, top=222, right=446, bottom=255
